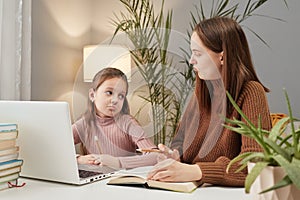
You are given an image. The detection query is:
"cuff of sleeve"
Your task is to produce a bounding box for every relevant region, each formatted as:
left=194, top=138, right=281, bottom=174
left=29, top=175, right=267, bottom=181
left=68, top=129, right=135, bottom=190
left=197, top=162, right=225, bottom=184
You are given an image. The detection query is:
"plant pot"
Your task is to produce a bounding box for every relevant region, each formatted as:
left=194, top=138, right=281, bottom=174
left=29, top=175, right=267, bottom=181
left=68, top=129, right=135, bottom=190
left=247, top=162, right=300, bottom=200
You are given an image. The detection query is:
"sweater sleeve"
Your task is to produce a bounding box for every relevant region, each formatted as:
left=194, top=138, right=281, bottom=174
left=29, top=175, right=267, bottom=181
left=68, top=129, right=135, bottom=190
left=117, top=115, right=158, bottom=169
left=197, top=81, right=271, bottom=186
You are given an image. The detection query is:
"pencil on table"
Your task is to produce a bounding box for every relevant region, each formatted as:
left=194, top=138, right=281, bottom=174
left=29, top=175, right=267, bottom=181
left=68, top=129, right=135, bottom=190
left=94, top=136, right=102, bottom=154
left=136, top=148, right=173, bottom=154
left=136, top=148, right=161, bottom=153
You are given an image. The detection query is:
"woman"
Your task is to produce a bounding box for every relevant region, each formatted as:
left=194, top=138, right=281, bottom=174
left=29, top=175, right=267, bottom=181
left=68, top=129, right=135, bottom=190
left=147, top=17, right=272, bottom=186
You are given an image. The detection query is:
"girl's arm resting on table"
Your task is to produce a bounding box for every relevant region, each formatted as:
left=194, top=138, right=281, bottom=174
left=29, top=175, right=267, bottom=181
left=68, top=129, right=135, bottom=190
left=93, top=154, right=121, bottom=169
left=76, top=154, right=97, bottom=165
left=118, top=152, right=158, bottom=169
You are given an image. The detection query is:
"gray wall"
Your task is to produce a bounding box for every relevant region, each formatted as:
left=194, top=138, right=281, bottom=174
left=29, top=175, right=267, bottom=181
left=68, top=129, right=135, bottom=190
left=32, top=0, right=300, bottom=120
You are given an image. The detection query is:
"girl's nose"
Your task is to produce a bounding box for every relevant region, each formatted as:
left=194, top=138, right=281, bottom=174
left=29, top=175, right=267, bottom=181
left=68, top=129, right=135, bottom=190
left=111, top=95, right=118, bottom=104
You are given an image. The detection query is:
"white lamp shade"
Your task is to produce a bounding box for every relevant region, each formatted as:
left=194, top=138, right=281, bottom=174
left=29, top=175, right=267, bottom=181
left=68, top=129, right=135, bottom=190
left=83, top=45, right=131, bottom=82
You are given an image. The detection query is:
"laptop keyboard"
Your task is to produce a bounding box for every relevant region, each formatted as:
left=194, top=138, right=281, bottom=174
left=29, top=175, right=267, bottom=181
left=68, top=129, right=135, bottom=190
left=79, top=170, right=103, bottom=178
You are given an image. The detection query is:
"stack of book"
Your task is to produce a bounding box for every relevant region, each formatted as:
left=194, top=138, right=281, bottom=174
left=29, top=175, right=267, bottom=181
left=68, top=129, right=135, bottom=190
left=0, top=123, right=23, bottom=191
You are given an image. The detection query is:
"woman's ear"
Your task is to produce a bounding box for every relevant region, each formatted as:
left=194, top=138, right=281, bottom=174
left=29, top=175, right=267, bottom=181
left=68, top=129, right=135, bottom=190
left=89, top=88, right=95, bottom=102
left=219, top=51, right=224, bottom=66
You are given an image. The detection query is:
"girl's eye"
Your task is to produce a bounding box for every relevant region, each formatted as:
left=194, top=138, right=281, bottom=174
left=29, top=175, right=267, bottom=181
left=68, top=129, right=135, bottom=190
left=118, top=94, right=125, bottom=100
left=105, top=91, right=112, bottom=95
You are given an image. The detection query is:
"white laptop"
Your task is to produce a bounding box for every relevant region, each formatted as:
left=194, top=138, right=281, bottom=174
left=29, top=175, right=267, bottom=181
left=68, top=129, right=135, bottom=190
left=0, top=100, right=116, bottom=185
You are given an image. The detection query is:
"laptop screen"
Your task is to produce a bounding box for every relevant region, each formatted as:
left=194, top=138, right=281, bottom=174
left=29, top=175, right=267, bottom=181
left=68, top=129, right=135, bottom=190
left=0, top=101, right=112, bottom=184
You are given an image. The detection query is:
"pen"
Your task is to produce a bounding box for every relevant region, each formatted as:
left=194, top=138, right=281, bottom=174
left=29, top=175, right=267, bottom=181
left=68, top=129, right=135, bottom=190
left=136, top=148, right=173, bottom=154
left=94, top=136, right=102, bottom=154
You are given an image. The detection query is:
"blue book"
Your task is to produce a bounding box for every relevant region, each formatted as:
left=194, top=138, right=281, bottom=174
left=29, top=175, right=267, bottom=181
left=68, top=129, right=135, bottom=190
left=0, top=159, right=23, bottom=171
left=0, top=154, right=19, bottom=164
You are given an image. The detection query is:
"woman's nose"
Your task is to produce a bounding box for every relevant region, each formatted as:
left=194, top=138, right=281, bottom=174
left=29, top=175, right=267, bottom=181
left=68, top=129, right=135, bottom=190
left=189, top=55, right=196, bottom=65
left=189, top=58, right=194, bottom=65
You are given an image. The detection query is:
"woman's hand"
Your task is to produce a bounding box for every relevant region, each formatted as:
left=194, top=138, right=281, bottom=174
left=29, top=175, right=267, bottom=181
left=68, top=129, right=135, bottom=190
left=156, top=143, right=180, bottom=162
left=147, top=158, right=202, bottom=182
left=76, top=154, right=97, bottom=165
left=92, top=154, right=121, bottom=170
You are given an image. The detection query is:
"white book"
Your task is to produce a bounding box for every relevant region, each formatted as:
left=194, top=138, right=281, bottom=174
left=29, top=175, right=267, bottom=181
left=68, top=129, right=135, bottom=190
left=0, top=147, right=19, bottom=157
left=107, top=166, right=202, bottom=193
left=0, top=153, right=19, bottom=163
left=0, top=130, right=18, bottom=140
left=0, top=123, right=17, bottom=132
left=0, top=179, right=17, bottom=191
left=0, top=166, right=21, bottom=177
left=0, top=173, right=19, bottom=184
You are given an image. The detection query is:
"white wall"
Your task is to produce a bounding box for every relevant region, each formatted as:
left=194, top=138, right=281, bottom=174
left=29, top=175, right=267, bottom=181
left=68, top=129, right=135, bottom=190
left=31, top=0, right=300, bottom=120
left=243, top=0, right=300, bottom=117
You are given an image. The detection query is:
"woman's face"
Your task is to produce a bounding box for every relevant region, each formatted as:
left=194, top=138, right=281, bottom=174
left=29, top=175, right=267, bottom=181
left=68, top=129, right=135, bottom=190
left=89, top=77, right=127, bottom=118
left=190, top=32, right=223, bottom=80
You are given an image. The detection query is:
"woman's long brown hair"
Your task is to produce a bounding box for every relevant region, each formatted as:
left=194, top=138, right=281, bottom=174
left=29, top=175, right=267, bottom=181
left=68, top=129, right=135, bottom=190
left=193, top=17, right=269, bottom=115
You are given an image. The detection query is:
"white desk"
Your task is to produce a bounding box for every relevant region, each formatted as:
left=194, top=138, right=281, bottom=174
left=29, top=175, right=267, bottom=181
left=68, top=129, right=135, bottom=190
left=2, top=178, right=252, bottom=200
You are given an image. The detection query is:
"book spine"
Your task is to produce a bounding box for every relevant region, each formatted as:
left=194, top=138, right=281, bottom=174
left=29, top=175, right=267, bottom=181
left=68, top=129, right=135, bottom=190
left=0, top=179, right=17, bottom=191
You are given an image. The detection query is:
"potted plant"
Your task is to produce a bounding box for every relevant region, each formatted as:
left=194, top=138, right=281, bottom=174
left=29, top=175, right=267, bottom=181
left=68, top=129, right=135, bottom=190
left=225, top=89, right=300, bottom=200
left=111, top=0, right=194, bottom=145
left=110, top=0, right=288, bottom=146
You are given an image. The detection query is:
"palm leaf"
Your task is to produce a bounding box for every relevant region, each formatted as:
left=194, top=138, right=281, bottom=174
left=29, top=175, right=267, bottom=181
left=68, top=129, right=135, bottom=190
left=242, top=26, right=270, bottom=48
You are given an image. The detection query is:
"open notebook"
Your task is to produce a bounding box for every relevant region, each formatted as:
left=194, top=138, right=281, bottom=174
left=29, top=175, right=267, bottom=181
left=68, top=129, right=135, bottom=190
left=0, top=100, right=116, bottom=185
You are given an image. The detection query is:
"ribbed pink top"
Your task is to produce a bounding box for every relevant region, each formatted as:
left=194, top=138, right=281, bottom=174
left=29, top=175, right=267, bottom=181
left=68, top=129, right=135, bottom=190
left=72, top=114, right=158, bottom=169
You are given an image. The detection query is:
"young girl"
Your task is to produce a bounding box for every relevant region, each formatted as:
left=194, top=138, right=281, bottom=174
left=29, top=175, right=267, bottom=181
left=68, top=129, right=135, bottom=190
left=72, top=67, right=158, bottom=169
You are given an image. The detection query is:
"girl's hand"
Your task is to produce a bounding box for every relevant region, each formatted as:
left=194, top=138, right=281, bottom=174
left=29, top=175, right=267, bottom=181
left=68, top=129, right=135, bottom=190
left=156, top=143, right=180, bottom=162
left=92, top=154, right=121, bottom=170
left=147, top=158, right=202, bottom=182
left=76, top=154, right=97, bottom=165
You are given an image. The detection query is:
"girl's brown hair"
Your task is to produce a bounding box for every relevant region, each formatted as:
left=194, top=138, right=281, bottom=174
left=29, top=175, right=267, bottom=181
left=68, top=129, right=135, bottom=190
left=83, top=67, right=130, bottom=144
left=193, top=17, right=269, bottom=114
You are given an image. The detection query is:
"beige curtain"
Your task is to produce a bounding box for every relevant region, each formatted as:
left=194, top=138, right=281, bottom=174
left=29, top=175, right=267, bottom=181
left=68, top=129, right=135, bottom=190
left=0, top=0, right=31, bottom=100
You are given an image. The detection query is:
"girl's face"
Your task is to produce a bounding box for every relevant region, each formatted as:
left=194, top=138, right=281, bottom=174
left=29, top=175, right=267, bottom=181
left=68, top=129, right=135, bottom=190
left=190, top=32, right=223, bottom=80
left=89, top=77, right=127, bottom=118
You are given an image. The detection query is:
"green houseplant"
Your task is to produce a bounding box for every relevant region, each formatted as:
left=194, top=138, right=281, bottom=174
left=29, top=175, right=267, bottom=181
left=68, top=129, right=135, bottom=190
left=110, top=0, right=288, bottom=146
left=225, top=89, right=300, bottom=198
left=111, top=0, right=194, bottom=145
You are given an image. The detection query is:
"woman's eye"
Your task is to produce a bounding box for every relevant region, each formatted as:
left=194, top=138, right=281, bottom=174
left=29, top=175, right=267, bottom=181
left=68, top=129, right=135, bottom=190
left=194, top=52, right=201, bottom=56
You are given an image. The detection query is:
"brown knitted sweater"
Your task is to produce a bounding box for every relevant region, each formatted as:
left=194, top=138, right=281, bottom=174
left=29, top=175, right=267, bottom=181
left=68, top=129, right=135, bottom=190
left=171, top=81, right=272, bottom=186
